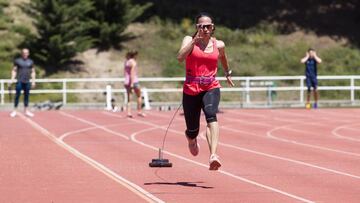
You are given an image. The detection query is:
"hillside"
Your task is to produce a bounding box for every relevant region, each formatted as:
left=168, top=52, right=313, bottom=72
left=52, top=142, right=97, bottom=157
left=3, top=0, right=360, bottom=80
left=2, top=1, right=360, bottom=103
left=76, top=21, right=359, bottom=79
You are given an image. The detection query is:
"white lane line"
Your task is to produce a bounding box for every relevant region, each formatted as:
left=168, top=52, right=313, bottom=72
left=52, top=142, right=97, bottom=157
left=130, top=126, right=314, bottom=203
left=267, top=124, right=360, bottom=157
left=106, top=111, right=360, bottom=177
left=220, top=125, right=264, bottom=138
left=227, top=111, right=270, bottom=119
left=103, top=112, right=184, bottom=134
left=332, top=123, right=360, bottom=142
left=225, top=111, right=360, bottom=157
left=59, top=123, right=137, bottom=141
left=198, top=132, right=360, bottom=180
left=273, top=111, right=360, bottom=143
left=224, top=117, right=273, bottom=127
left=59, top=111, right=129, bottom=140
left=273, top=110, right=354, bottom=122
left=19, top=113, right=164, bottom=203
left=313, top=109, right=360, bottom=119
left=273, top=117, right=331, bottom=127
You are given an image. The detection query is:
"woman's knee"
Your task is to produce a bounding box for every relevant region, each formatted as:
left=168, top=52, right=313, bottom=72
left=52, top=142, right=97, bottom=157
left=203, top=103, right=218, bottom=123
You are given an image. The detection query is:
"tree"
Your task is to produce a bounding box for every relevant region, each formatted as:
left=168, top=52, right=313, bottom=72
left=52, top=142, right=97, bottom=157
left=0, top=0, right=13, bottom=59
left=89, top=0, right=152, bottom=50
left=20, top=0, right=95, bottom=74
left=0, top=0, right=9, bottom=29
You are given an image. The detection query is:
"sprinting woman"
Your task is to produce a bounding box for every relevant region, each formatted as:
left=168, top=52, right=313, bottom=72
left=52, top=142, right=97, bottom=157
left=177, top=12, right=234, bottom=170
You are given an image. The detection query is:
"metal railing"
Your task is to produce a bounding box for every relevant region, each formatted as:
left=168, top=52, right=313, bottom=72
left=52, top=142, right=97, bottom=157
left=1, top=75, right=360, bottom=107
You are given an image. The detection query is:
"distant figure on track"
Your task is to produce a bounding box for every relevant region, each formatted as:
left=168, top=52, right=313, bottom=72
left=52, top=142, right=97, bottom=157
left=9, top=48, right=36, bottom=118
left=124, top=50, right=146, bottom=118
left=301, top=48, right=322, bottom=109
left=177, top=12, right=234, bottom=170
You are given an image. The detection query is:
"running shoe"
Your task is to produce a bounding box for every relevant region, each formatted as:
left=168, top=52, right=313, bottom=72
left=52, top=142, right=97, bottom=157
left=187, top=137, right=199, bottom=156
left=313, top=103, right=318, bottom=109
left=305, top=103, right=311, bottom=109
left=209, top=154, right=221, bottom=170
left=10, top=111, right=17, bottom=117
left=25, top=111, right=34, bottom=117
left=137, top=112, right=146, bottom=117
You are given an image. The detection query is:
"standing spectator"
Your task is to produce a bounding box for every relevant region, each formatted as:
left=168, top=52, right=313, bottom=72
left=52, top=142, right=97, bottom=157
left=10, top=48, right=36, bottom=117
left=123, top=50, right=146, bottom=118
left=301, top=48, right=322, bottom=109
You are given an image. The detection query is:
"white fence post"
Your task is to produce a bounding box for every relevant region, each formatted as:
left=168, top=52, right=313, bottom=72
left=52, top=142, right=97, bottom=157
left=245, top=77, right=250, bottom=104
left=267, top=85, right=272, bottom=107
left=62, top=79, right=67, bottom=105
left=123, top=91, right=128, bottom=107
left=350, top=76, right=355, bottom=103
left=105, top=85, right=112, bottom=110
left=0, top=80, right=4, bottom=105
left=300, top=77, right=304, bottom=103
left=142, top=87, right=151, bottom=110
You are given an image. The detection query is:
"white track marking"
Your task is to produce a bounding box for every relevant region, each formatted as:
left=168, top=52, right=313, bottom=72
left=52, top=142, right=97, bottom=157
left=332, top=123, right=360, bottom=142
left=273, top=117, right=332, bottom=127
left=198, top=132, right=360, bottom=180
left=59, top=126, right=99, bottom=140
left=228, top=110, right=269, bottom=119
left=224, top=117, right=273, bottom=127
left=154, top=112, right=360, bottom=178
left=103, top=112, right=184, bottom=134
left=220, top=125, right=264, bottom=138
left=271, top=116, right=360, bottom=143
left=313, top=109, right=360, bottom=119
left=225, top=111, right=360, bottom=157
left=59, top=111, right=129, bottom=140
left=59, top=123, right=137, bottom=141
left=107, top=111, right=360, bottom=172
left=19, top=113, right=164, bottom=203
left=130, top=126, right=315, bottom=203
left=274, top=110, right=354, bottom=122
left=267, top=124, right=360, bottom=157
left=60, top=111, right=360, bottom=201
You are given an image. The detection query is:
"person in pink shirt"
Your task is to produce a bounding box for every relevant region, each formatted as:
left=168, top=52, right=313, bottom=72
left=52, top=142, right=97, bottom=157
left=177, top=12, right=234, bottom=170
left=124, top=50, right=145, bottom=118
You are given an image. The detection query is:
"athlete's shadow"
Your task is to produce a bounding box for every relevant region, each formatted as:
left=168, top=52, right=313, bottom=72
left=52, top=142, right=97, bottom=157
left=144, top=181, right=213, bottom=189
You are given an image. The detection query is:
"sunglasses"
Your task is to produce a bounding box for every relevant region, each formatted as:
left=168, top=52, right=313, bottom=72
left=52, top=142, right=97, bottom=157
left=196, top=23, right=214, bottom=30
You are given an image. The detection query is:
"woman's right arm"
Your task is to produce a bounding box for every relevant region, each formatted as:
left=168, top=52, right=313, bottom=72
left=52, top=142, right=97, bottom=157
left=177, top=36, right=195, bottom=63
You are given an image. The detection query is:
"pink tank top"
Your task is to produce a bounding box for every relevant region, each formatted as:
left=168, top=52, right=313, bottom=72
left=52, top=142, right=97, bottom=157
left=183, top=38, right=221, bottom=95
left=124, top=59, right=138, bottom=85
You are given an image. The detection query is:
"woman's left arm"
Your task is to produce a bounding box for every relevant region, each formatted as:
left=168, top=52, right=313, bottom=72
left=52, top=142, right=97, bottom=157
left=217, top=40, right=235, bottom=87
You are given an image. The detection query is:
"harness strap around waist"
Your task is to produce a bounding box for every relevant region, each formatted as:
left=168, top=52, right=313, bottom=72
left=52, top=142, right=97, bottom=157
left=185, top=76, right=216, bottom=85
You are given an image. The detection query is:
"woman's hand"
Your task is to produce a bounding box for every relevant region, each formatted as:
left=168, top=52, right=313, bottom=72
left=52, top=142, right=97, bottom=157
left=225, top=71, right=235, bottom=87
left=192, top=31, right=203, bottom=44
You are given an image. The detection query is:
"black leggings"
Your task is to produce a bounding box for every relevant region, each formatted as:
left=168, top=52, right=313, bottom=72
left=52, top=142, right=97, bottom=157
left=183, top=88, right=220, bottom=139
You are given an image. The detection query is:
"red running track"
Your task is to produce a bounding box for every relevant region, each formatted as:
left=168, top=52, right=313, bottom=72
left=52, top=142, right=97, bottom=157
left=0, top=108, right=359, bottom=202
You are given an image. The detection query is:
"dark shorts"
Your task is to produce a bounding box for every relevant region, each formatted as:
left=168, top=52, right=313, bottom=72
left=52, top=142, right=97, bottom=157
left=182, top=88, right=220, bottom=139
left=306, top=76, right=317, bottom=91
left=124, top=82, right=140, bottom=90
